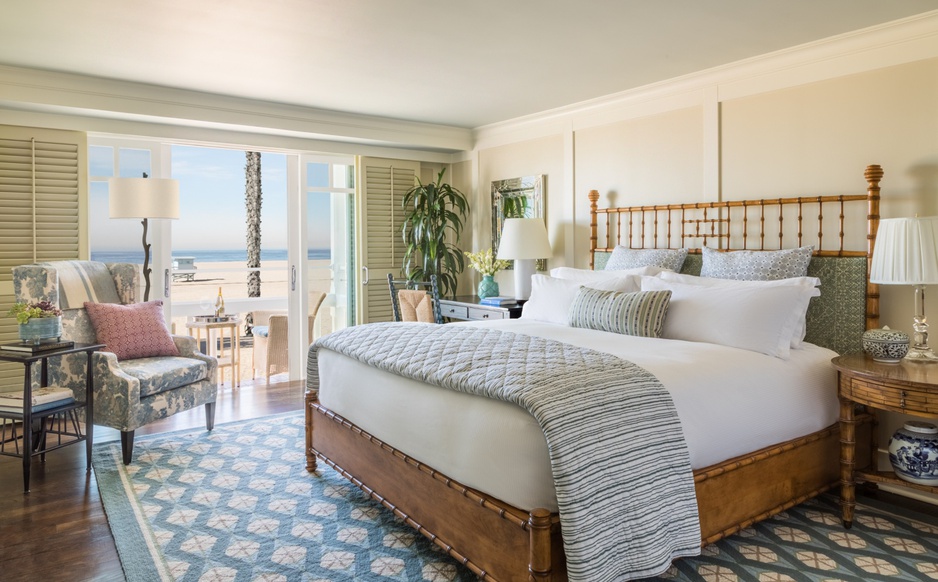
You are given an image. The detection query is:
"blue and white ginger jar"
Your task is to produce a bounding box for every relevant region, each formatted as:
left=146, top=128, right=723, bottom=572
left=888, top=421, right=938, bottom=486
left=862, top=326, right=910, bottom=363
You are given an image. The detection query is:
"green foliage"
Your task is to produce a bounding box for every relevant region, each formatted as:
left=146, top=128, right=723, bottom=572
left=401, top=168, right=469, bottom=298
left=7, top=301, right=61, bottom=324
left=501, top=194, right=529, bottom=219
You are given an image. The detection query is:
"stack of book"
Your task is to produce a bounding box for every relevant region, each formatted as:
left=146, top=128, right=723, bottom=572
left=0, top=386, right=75, bottom=414
left=480, top=296, right=518, bottom=307
left=0, top=339, right=74, bottom=354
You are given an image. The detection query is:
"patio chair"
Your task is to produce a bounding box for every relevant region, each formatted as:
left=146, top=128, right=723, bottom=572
left=13, top=260, right=218, bottom=465
left=251, top=291, right=326, bottom=383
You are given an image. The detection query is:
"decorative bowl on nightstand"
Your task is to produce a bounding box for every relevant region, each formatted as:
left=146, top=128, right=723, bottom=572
left=862, top=326, right=910, bottom=363
left=888, top=421, right=938, bottom=486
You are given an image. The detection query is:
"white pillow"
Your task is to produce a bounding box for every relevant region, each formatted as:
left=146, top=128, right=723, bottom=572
left=640, top=276, right=817, bottom=359
left=521, top=275, right=640, bottom=325
left=656, top=271, right=820, bottom=348
left=550, top=265, right=664, bottom=282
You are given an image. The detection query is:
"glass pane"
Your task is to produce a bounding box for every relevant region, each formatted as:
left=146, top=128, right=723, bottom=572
left=89, top=145, right=113, bottom=178
left=118, top=148, right=151, bottom=178
left=333, top=164, right=353, bottom=189
left=88, top=181, right=146, bottom=263
left=307, top=162, right=329, bottom=188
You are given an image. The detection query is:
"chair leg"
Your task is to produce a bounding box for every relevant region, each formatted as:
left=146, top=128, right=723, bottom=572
left=205, top=402, right=216, bottom=431
left=120, top=431, right=135, bottom=465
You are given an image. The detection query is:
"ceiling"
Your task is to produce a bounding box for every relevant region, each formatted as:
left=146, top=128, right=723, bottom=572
left=1, top=1, right=937, bottom=129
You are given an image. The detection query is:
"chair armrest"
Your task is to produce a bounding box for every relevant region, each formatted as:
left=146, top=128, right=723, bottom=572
left=172, top=334, right=218, bottom=383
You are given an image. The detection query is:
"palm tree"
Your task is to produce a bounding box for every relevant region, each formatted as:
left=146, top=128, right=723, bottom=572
left=245, top=152, right=262, bottom=298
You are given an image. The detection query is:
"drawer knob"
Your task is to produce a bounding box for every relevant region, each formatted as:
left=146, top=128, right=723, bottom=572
left=482, top=314, right=489, bottom=319
left=900, top=390, right=908, bottom=409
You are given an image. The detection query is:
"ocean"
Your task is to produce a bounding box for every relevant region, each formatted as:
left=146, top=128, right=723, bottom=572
left=90, top=248, right=331, bottom=264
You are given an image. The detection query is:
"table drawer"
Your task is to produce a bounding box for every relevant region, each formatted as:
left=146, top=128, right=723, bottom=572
left=441, top=304, right=469, bottom=320
left=842, top=376, right=938, bottom=415
left=468, top=307, right=508, bottom=321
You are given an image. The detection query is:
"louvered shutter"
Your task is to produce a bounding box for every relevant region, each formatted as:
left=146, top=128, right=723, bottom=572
left=357, top=157, right=419, bottom=323
left=0, top=125, right=86, bottom=385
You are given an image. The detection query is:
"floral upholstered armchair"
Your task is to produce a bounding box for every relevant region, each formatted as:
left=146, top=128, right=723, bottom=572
left=13, top=261, right=218, bottom=464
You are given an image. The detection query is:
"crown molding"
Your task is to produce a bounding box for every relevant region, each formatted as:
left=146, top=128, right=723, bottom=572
left=0, top=64, right=472, bottom=154
left=474, top=10, right=938, bottom=150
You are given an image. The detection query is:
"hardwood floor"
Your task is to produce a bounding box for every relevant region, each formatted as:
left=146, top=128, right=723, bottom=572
left=0, top=378, right=306, bottom=582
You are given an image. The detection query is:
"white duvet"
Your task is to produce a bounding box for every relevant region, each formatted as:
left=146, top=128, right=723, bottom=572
left=316, top=319, right=839, bottom=512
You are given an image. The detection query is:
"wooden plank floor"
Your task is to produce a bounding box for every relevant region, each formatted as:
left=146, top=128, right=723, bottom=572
left=0, top=378, right=306, bottom=582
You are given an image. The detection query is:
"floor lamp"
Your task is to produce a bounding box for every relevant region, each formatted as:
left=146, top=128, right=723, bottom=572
left=108, top=176, right=180, bottom=302
left=497, top=218, right=552, bottom=300
left=870, top=216, right=938, bottom=361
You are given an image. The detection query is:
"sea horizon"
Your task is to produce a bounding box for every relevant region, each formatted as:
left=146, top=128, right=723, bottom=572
left=90, top=248, right=331, bottom=265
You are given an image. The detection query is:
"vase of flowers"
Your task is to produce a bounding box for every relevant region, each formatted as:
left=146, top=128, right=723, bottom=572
left=8, top=301, right=63, bottom=344
left=465, top=248, right=510, bottom=300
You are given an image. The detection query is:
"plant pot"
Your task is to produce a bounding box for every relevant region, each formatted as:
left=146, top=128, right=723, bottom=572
left=18, top=316, right=62, bottom=345
left=478, top=275, right=499, bottom=299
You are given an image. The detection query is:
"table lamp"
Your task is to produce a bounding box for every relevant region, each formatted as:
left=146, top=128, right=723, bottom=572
left=108, top=175, right=180, bottom=301
left=497, top=218, right=551, bottom=300
left=870, top=216, right=938, bottom=361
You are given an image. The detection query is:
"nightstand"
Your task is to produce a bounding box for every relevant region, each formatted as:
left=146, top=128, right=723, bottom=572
left=832, top=353, right=938, bottom=527
left=438, top=296, right=524, bottom=321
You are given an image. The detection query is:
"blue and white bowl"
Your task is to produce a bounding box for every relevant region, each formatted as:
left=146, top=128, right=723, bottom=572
left=888, top=421, right=938, bottom=486
left=862, top=326, right=910, bottom=363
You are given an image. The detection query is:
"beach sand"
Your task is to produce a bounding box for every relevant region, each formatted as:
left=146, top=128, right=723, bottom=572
left=168, top=259, right=336, bottom=384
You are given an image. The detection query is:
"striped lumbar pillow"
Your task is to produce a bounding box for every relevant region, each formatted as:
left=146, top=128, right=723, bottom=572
left=568, top=287, right=672, bottom=337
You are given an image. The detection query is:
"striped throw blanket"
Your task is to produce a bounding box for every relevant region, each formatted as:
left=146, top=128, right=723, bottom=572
left=309, top=323, right=700, bottom=581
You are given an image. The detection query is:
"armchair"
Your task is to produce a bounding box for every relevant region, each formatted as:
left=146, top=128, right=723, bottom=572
left=13, top=261, right=217, bottom=464
left=251, top=291, right=326, bottom=384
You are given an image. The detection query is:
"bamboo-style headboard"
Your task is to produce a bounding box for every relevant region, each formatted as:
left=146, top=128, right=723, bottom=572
left=588, top=164, right=883, bottom=354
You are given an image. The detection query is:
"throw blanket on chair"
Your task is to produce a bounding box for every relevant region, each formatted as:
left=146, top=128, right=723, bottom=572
left=309, top=323, right=700, bottom=582
left=396, top=289, right=435, bottom=323
left=53, top=261, right=122, bottom=308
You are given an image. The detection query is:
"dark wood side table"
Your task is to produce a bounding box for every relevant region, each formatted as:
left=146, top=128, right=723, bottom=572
left=0, top=342, right=104, bottom=493
left=832, top=353, right=938, bottom=527
left=439, top=296, right=524, bottom=322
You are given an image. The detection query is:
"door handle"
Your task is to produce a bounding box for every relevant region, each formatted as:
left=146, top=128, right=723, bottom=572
left=362, top=266, right=369, bottom=285
left=164, top=269, right=170, bottom=297
left=291, top=265, right=297, bottom=291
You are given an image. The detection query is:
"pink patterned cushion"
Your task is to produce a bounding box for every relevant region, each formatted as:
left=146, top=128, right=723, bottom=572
left=84, top=300, right=179, bottom=361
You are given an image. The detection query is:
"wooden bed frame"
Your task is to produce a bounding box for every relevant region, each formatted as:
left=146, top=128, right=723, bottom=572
left=305, top=165, right=883, bottom=581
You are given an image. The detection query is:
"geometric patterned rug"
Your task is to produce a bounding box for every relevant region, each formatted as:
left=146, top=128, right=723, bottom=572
left=92, top=412, right=938, bottom=582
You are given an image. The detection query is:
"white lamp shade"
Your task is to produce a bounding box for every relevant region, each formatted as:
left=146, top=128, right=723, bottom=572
left=108, top=177, right=180, bottom=219
left=870, top=217, right=938, bottom=285
left=497, top=218, right=552, bottom=260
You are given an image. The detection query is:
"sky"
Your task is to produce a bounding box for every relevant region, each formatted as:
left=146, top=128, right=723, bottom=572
left=89, top=144, right=334, bottom=252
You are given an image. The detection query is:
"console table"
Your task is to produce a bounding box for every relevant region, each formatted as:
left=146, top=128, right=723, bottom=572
left=0, top=342, right=103, bottom=493
left=439, top=296, right=524, bottom=321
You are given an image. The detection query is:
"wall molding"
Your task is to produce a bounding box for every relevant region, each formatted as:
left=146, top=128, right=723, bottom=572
left=474, top=10, right=938, bottom=149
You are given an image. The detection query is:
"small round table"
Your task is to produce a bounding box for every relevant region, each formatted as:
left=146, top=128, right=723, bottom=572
left=185, top=316, right=241, bottom=387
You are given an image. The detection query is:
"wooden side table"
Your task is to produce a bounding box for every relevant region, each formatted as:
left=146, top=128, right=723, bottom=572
left=185, top=316, right=241, bottom=387
left=832, top=353, right=938, bottom=527
left=0, top=342, right=104, bottom=493
left=439, top=296, right=524, bottom=321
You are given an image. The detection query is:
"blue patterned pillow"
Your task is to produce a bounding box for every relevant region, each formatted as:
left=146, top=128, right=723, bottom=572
left=605, top=247, right=688, bottom=272
left=700, top=245, right=813, bottom=281
left=568, top=287, right=672, bottom=337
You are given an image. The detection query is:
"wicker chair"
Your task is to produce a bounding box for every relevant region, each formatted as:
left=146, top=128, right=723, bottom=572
left=387, top=274, right=443, bottom=324
left=251, top=292, right=326, bottom=383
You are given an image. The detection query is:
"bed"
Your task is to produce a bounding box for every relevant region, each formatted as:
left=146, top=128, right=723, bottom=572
left=304, top=165, right=882, bottom=581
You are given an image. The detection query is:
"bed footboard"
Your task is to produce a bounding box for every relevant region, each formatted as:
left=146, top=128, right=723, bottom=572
left=306, top=390, right=565, bottom=582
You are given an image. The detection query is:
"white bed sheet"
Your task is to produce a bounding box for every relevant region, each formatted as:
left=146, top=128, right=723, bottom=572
left=316, top=319, right=839, bottom=512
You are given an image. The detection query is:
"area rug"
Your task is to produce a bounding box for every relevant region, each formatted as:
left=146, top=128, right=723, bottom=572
left=93, top=412, right=938, bottom=582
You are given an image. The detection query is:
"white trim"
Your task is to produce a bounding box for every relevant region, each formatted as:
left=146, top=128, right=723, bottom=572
left=475, top=10, right=938, bottom=149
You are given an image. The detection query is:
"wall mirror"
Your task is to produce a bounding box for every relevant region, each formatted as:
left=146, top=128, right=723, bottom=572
left=491, top=174, right=546, bottom=270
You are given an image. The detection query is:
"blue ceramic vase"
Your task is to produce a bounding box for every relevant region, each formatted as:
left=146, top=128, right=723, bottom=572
left=888, top=421, right=938, bottom=486
left=478, top=275, right=499, bottom=299
left=19, top=316, right=62, bottom=345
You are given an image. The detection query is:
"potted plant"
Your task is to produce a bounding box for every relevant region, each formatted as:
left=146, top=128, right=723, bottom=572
left=8, top=301, right=63, bottom=344
left=401, top=168, right=469, bottom=298
left=465, top=248, right=510, bottom=299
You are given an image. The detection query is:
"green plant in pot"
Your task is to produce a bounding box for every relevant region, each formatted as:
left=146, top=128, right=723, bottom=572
left=8, top=301, right=63, bottom=344
left=401, top=168, right=469, bottom=298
